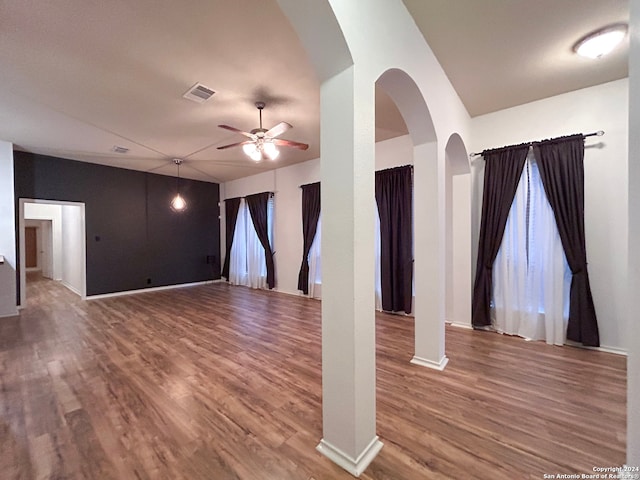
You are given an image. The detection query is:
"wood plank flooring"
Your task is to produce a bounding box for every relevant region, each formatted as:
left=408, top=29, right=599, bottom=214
left=0, top=275, right=626, bottom=479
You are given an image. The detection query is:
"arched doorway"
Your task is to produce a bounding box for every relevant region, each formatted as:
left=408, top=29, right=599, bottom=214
left=376, top=68, right=445, bottom=370
left=276, top=1, right=458, bottom=475
left=445, top=133, right=471, bottom=328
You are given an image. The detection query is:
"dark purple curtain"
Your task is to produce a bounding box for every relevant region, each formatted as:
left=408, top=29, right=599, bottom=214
left=298, top=182, right=321, bottom=294
left=534, top=135, right=599, bottom=346
left=245, top=192, right=275, bottom=289
left=472, top=145, right=529, bottom=327
left=221, top=197, right=241, bottom=280
left=375, top=165, right=413, bottom=314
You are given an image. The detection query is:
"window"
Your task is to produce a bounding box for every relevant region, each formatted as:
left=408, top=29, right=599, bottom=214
left=307, top=215, right=322, bottom=298
left=491, top=151, right=571, bottom=344
left=229, top=196, right=274, bottom=289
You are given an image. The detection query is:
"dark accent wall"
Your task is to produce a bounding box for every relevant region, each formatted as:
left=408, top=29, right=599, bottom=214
left=14, top=152, right=221, bottom=299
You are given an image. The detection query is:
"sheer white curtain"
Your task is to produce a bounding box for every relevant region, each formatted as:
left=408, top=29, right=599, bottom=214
left=229, top=199, right=248, bottom=286
left=307, top=216, right=322, bottom=299
left=492, top=151, right=570, bottom=345
left=375, top=205, right=383, bottom=311
left=229, top=198, right=269, bottom=289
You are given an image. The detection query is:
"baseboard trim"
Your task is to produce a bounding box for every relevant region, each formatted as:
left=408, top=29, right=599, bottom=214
left=0, top=309, right=19, bottom=318
left=411, top=355, right=449, bottom=371
left=273, top=287, right=322, bottom=301
left=272, top=287, right=303, bottom=297
left=447, top=322, right=473, bottom=330
left=316, top=436, right=383, bottom=477
left=86, top=279, right=221, bottom=300
left=60, top=281, right=81, bottom=297
left=565, top=341, right=627, bottom=356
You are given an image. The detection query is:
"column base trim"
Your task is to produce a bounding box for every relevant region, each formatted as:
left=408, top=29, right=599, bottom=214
left=316, top=436, right=383, bottom=477
left=411, top=355, right=449, bottom=371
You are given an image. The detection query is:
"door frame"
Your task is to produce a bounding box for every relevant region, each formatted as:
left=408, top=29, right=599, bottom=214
left=40, top=220, right=53, bottom=279
left=24, top=225, right=39, bottom=271
left=18, top=198, right=87, bottom=306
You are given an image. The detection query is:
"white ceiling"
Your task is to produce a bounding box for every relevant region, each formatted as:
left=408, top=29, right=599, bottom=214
left=402, top=0, right=629, bottom=117
left=0, top=0, right=629, bottom=183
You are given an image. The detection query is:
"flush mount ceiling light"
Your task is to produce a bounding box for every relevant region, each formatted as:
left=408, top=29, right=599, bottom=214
left=573, top=24, right=627, bottom=59
left=170, top=159, right=187, bottom=212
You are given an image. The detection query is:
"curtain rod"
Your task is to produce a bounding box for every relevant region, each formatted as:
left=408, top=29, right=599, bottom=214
left=469, top=130, right=604, bottom=158
left=222, top=191, right=274, bottom=201
left=298, top=165, right=414, bottom=187
left=299, top=181, right=320, bottom=189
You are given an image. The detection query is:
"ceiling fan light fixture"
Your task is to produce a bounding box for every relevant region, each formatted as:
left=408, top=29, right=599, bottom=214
left=574, top=24, right=627, bottom=59
left=243, top=143, right=258, bottom=156
left=217, top=101, right=308, bottom=160
left=249, top=149, right=262, bottom=162
left=263, top=141, right=279, bottom=160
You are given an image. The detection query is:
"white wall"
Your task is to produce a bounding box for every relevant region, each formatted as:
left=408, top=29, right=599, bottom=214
left=61, top=205, right=84, bottom=295
left=470, top=78, right=629, bottom=351
left=626, top=0, right=640, bottom=464
left=374, top=135, right=414, bottom=170
left=222, top=135, right=414, bottom=296
left=25, top=203, right=63, bottom=281
left=449, top=174, right=471, bottom=326
left=0, top=140, right=17, bottom=318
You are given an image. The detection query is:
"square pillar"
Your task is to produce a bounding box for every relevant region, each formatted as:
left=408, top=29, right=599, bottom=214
left=317, top=66, right=382, bottom=476
left=627, top=0, right=640, bottom=466
left=412, top=141, right=448, bottom=370
left=0, top=141, right=17, bottom=318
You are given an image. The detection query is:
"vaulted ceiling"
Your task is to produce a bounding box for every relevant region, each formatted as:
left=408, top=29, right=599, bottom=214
left=0, top=0, right=628, bottom=182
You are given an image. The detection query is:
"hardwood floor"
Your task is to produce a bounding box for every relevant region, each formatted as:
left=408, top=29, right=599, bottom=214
left=0, top=276, right=626, bottom=479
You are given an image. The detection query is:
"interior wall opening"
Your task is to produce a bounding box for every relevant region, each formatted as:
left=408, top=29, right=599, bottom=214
left=445, top=133, right=472, bottom=328
left=19, top=199, right=87, bottom=306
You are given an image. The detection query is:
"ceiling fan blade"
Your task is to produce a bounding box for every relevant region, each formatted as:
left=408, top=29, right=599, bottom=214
left=265, top=122, right=292, bottom=139
left=273, top=138, right=309, bottom=150
left=218, top=124, right=255, bottom=139
left=217, top=140, right=253, bottom=150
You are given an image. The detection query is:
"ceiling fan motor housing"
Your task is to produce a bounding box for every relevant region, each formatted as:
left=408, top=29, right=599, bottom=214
left=251, top=128, right=268, bottom=137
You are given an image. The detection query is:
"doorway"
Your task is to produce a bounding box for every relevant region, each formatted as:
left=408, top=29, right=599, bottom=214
left=25, top=226, right=37, bottom=270
left=18, top=199, right=87, bottom=306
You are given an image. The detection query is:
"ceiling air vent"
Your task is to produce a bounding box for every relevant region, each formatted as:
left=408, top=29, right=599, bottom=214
left=183, top=83, right=216, bottom=103
left=111, top=145, right=129, bottom=154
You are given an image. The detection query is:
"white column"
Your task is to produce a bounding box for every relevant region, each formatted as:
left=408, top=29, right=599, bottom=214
left=316, top=66, right=382, bottom=477
left=451, top=174, right=472, bottom=327
left=411, top=141, right=448, bottom=369
left=0, top=141, right=17, bottom=318
left=627, top=0, right=640, bottom=466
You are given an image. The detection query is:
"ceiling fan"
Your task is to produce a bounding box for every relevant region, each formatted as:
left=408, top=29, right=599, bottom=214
left=217, top=101, right=309, bottom=161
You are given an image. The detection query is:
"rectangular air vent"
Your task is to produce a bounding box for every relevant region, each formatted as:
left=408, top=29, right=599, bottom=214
left=111, top=145, right=129, bottom=154
left=183, top=83, right=216, bottom=103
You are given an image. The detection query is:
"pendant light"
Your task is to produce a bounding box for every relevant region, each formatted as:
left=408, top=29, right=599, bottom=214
left=171, top=159, right=187, bottom=212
